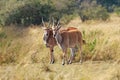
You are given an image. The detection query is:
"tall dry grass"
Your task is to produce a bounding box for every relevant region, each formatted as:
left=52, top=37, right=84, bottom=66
left=67, top=14, right=120, bottom=61
left=0, top=14, right=120, bottom=80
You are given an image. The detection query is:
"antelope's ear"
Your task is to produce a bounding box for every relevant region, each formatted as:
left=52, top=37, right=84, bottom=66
left=41, top=27, right=47, bottom=30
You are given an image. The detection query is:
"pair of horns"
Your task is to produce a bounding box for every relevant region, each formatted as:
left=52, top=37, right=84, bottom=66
left=42, top=17, right=51, bottom=28
left=42, top=17, right=60, bottom=29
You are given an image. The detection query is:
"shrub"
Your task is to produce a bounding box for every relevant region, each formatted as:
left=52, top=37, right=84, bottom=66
left=5, top=1, right=56, bottom=26
left=0, top=32, right=7, bottom=39
left=3, top=0, right=77, bottom=26
left=115, top=7, right=120, bottom=17
left=60, top=13, right=77, bottom=24
left=78, top=0, right=110, bottom=22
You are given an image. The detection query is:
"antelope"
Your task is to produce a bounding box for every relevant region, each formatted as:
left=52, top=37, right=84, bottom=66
left=52, top=20, right=84, bottom=65
left=42, top=18, right=78, bottom=64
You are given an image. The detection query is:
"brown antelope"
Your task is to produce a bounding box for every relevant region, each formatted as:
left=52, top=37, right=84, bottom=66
left=52, top=20, right=84, bottom=65
left=42, top=18, right=79, bottom=64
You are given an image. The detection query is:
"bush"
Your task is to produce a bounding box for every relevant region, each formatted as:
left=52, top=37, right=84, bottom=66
left=78, top=0, right=110, bottom=22
left=5, top=1, right=56, bottom=26
left=2, top=0, right=114, bottom=25
left=0, top=32, right=7, bottom=39
left=79, top=5, right=110, bottom=22
left=3, top=0, right=77, bottom=26
left=42, top=0, right=77, bottom=25
left=115, top=7, right=120, bottom=17
left=60, top=13, right=77, bottom=24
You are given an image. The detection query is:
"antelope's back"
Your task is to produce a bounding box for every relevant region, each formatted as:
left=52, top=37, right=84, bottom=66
left=60, top=28, right=82, bottom=47
left=68, top=30, right=82, bottom=46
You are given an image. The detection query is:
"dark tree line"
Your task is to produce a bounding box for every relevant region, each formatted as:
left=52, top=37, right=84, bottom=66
left=0, top=0, right=120, bottom=26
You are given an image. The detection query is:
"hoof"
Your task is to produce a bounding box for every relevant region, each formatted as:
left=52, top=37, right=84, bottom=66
left=68, top=60, right=72, bottom=64
left=62, top=62, right=65, bottom=65
left=50, top=60, right=54, bottom=64
left=67, top=60, right=72, bottom=64
left=62, top=63, right=65, bottom=65
left=69, top=61, right=72, bottom=64
left=79, top=60, right=82, bottom=64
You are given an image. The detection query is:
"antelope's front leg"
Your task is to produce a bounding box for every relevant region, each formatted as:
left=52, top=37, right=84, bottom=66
left=50, top=48, right=54, bottom=64
left=62, top=50, right=67, bottom=65
left=62, top=53, right=65, bottom=65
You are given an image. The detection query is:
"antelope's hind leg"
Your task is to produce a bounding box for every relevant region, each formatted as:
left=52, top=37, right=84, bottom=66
left=79, top=45, right=83, bottom=64
left=62, top=49, right=68, bottom=65
left=68, top=48, right=76, bottom=64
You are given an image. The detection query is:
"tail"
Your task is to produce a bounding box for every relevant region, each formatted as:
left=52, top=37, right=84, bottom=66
left=82, top=39, right=86, bottom=44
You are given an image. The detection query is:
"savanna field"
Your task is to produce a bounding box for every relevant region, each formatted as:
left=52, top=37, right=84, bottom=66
left=0, top=14, right=120, bottom=80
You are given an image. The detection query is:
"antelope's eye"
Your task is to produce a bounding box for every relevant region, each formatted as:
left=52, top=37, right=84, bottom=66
left=44, top=31, right=48, bottom=36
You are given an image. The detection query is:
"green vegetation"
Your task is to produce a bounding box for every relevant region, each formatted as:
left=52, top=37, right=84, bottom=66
left=0, top=0, right=77, bottom=26
left=5, top=1, right=55, bottom=26
left=0, top=0, right=120, bottom=26
left=115, top=7, right=120, bottom=16
left=79, top=5, right=109, bottom=21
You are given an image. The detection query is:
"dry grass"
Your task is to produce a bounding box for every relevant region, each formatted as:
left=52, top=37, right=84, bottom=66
left=0, top=14, right=120, bottom=80
left=67, top=14, right=120, bottom=61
